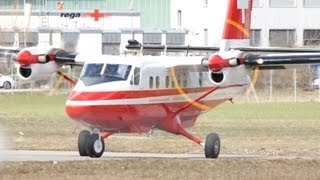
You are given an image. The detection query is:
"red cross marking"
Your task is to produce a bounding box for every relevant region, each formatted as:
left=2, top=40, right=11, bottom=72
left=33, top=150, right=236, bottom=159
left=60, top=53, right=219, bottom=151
left=81, top=9, right=111, bottom=22
left=91, top=9, right=103, bottom=21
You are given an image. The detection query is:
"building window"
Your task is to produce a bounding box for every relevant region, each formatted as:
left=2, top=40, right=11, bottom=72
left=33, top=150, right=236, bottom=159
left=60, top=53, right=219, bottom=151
left=177, top=10, right=182, bottom=26
left=203, top=29, right=208, bottom=46
left=250, top=29, right=261, bottom=46
left=304, top=30, right=320, bottom=47
left=253, top=0, right=263, bottom=7
left=304, top=0, right=320, bottom=7
left=270, top=0, right=296, bottom=7
left=269, top=29, right=296, bottom=47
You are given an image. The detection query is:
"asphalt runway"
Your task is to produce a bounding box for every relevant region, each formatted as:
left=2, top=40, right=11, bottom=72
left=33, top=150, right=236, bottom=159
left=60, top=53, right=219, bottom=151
left=0, top=150, right=317, bottom=162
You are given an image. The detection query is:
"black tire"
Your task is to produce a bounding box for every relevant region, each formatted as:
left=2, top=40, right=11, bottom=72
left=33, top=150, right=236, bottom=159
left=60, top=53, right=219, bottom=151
left=78, top=130, right=90, bottom=156
left=3, top=81, right=11, bottom=89
left=86, top=134, right=105, bottom=158
left=204, top=133, right=220, bottom=158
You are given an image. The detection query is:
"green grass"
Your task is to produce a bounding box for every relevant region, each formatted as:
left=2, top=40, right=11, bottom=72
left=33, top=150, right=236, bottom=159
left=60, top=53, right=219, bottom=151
left=0, top=94, right=320, bottom=156
left=0, top=94, right=67, bottom=116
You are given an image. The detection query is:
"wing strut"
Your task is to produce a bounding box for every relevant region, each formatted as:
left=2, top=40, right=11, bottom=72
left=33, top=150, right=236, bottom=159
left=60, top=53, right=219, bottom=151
left=57, top=71, right=76, bottom=86
left=173, top=86, right=220, bottom=116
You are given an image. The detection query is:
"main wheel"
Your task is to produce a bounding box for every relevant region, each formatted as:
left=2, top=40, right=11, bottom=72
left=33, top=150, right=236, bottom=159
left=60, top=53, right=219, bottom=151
left=3, top=81, right=11, bottom=89
left=204, top=133, right=220, bottom=158
left=86, top=134, right=105, bottom=158
left=78, top=130, right=90, bottom=156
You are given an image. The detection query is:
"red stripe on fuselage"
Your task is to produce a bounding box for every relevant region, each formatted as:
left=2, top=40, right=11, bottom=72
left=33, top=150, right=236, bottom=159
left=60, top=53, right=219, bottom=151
left=68, top=84, right=246, bottom=101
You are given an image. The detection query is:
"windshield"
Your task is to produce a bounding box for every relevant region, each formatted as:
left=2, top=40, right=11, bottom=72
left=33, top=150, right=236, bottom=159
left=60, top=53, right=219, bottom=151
left=82, top=63, right=104, bottom=77
left=80, top=63, right=132, bottom=86
left=104, top=64, right=132, bottom=79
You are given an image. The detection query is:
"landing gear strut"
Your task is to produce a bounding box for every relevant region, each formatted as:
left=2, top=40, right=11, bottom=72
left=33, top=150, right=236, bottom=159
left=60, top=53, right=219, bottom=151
left=78, top=130, right=105, bottom=158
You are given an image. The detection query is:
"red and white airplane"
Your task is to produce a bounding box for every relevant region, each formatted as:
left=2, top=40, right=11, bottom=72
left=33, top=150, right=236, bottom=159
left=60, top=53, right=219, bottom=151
left=2, top=0, right=320, bottom=158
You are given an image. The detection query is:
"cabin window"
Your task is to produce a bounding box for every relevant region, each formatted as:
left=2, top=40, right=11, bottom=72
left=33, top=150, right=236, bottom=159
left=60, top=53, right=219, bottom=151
left=133, top=67, right=141, bottom=85
left=199, top=72, right=203, bottom=87
left=183, top=77, right=188, bottom=87
left=149, top=76, right=154, bottom=89
left=155, top=76, right=160, bottom=89
left=177, top=75, right=182, bottom=86
left=165, top=76, right=170, bottom=88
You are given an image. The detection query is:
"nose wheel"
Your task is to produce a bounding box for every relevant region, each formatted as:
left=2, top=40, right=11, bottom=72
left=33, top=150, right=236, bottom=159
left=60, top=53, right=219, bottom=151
left=78, top=130, right=105, bottom=158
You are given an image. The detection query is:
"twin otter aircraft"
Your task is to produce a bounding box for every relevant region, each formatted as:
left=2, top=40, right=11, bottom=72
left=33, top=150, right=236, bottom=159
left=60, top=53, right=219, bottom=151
left=2, top=0, right=320, bottom=158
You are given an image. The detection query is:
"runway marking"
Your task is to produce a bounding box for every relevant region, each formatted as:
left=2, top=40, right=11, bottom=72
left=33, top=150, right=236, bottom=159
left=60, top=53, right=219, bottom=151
left=0, top=150, right=318, bottom=162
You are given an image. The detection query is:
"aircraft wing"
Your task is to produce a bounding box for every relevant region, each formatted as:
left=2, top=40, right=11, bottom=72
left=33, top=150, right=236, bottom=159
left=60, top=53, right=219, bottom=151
left=0, top=46, right=21, bottom=61
left=0, top=46, right=82, bottom=82
left=126, top=40, right=320, bottom=53
left=243, top=53, right=320, bottom=69
left=0, top=46, right=81, bottom=66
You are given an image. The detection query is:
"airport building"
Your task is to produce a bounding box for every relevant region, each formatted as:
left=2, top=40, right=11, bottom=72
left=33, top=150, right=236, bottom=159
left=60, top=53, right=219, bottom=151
left=0, top=0, right=319, bottom=51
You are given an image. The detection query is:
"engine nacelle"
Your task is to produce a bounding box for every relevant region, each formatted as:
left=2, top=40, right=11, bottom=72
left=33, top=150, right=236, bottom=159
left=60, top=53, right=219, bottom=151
left=17, top=61, right=59, bottom=81
left=201, top=50, right=246, bottom=85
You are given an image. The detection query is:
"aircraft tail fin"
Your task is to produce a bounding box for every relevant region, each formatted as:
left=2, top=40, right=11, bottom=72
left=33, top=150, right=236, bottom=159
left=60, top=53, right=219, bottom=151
left=221, top=0, right=253, bottom=51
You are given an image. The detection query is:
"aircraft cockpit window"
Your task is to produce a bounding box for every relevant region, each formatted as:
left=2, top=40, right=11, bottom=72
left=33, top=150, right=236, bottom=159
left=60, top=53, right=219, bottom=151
left=103, top=64, right=132, bottom=80
left=83, top=63, right=103, bottom=77
left=80, top=63, right=132, bottom=86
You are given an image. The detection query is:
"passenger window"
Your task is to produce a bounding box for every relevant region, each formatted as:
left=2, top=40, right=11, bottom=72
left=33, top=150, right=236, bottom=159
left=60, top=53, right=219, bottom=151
left=183, top=78, right=187, bottom=87
left=149, top=76, right=154, bottom=89
left=134, top=67, right=141, bottom=85
left=177, top=75, right=181, bottom=86
left=199, top=72, right=203, bottom=87
left=165, top=76, right=170, bottom=88
left=156, top=76, right=160, bottom=89
left=171, top=77, right=175, bottom=88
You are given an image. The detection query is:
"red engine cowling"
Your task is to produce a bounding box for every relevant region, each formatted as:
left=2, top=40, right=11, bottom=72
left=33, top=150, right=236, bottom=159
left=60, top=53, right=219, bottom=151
left=202, top=50, right=245, bottom=85
left=17, top=61, right=59, bottom=80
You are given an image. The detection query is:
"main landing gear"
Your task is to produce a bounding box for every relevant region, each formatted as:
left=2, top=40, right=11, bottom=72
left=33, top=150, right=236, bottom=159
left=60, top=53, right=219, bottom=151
left=176, top=125, right=220, bottom=158
left=78, top=130, right=105, bottom=158
left=77, top=127, right=221, bottom=158
left=204, top=133, right=220, bottom=158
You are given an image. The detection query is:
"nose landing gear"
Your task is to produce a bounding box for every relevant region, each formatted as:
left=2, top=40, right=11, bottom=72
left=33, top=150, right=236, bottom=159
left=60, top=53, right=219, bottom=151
left=78, top=130, right=105, bottom=158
